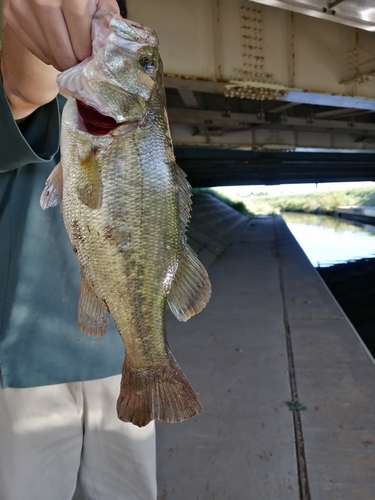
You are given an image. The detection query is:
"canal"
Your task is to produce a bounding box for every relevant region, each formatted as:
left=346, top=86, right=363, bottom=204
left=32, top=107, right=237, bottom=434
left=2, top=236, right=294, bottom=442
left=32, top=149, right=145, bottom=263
left=282, top=212, right=375, bottom=358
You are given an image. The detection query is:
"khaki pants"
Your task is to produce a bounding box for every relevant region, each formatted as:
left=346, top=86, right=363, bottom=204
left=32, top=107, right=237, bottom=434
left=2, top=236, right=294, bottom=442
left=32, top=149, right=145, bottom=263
left=0, top=375, right=156, bottom=500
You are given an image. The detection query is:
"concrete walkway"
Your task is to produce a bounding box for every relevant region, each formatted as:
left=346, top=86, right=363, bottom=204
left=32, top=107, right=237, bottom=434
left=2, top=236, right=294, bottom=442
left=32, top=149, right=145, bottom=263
left=157, top=195, right=375, bottom=499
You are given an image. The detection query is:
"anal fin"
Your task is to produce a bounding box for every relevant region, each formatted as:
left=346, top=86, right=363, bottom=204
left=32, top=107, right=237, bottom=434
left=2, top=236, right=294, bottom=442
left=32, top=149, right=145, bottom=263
left=167, top=245, right=211, bottom=322
left=78, top=269, right=110, bottom=338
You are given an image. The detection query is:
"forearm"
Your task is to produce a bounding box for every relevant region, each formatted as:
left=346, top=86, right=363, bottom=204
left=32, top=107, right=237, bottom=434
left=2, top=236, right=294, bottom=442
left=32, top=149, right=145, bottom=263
left=0, top=25, right=59, bottom=121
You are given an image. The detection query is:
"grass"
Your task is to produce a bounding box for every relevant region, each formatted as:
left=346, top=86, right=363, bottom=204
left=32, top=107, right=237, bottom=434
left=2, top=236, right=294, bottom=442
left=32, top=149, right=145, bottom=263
left=193, top=186, right=375, bottom=217
left=191, top=188, right=256, bottom=217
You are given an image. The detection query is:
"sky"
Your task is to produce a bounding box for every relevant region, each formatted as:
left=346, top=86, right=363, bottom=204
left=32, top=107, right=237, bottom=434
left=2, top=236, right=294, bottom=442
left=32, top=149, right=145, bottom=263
left=215, top=181, right=375, bottom=198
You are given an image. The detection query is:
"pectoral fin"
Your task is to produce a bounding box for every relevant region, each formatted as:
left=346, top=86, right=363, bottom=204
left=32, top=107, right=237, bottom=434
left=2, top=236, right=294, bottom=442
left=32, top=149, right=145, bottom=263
left=78, top=269, right=110, bottom=337
left=77, top=146, right=102, bottom=209
left=40, top=162, right=63, bottom=209
left=167, top=245, right=211, bottom=322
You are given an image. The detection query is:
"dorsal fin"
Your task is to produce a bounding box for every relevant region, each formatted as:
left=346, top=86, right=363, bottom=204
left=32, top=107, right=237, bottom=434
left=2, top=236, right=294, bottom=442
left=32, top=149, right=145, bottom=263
left=173, top=161, right=192, bottom=235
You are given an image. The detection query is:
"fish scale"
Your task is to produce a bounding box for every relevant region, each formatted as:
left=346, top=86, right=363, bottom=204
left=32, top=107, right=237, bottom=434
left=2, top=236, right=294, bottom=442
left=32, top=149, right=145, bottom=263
left=40, top=11, right=211, bottom=427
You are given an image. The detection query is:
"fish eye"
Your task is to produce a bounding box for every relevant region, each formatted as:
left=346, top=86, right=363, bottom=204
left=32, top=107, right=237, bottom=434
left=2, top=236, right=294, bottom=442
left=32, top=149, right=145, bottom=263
left=140, top=56, right=155, bottom=73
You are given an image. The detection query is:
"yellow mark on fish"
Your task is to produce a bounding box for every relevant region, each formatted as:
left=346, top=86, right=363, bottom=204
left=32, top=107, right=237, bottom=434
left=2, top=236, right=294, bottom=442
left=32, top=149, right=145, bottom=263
left=77, top=146, right=103, bottom=209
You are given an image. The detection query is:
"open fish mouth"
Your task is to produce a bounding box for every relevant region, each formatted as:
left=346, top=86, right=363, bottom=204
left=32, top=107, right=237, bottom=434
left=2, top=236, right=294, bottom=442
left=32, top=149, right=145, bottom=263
left=76, top=100, right=137, bottom=135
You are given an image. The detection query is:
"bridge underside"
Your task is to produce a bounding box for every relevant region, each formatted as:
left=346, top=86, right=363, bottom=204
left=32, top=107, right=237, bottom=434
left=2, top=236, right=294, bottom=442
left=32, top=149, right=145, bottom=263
left=175, top=147, right=375, bottom=187
left=126, top=0, right=375, bottom=187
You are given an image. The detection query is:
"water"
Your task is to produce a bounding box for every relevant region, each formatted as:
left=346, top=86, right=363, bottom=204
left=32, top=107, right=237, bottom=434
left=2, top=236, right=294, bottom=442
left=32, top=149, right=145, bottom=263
left=282, top=212, right=375, bottom=267
left=282, top=212, right=375, bottom=356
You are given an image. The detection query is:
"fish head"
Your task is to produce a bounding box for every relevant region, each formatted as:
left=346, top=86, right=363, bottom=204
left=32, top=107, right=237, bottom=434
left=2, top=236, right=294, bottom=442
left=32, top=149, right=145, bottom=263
left=57, top=12, right=163, bottom=133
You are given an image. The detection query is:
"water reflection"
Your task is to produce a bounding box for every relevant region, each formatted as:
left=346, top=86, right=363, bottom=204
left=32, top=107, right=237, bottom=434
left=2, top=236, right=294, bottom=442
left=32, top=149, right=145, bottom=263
left=282, top=212, right=375, bottom=267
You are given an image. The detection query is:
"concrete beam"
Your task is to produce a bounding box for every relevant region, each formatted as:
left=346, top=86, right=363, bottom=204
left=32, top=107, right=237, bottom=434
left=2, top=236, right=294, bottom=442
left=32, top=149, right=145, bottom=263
left=128, top=0, right=375, bottom=106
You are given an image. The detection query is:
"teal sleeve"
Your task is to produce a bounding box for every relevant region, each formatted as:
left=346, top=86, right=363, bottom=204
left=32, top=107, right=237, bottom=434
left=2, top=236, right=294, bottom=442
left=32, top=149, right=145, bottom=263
left=0, top=74, right=60, bottom=172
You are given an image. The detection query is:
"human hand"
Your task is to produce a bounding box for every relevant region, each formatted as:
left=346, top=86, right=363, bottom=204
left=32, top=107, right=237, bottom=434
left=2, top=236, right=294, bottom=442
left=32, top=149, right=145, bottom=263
left=3, top=0, right=120, bottom=71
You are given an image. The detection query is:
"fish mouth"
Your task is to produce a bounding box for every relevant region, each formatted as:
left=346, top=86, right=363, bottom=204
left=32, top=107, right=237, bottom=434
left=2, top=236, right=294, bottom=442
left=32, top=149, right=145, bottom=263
left=76, top=100, right=135, bottom=135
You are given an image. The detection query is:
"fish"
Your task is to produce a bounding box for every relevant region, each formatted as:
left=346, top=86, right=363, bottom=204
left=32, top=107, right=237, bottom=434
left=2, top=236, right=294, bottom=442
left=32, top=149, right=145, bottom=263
left=40, top=11, right=211, bottom=427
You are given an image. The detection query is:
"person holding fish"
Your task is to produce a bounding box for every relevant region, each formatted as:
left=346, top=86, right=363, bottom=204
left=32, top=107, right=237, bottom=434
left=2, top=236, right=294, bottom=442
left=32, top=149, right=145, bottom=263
left=0, top=1, right=160, bottom=499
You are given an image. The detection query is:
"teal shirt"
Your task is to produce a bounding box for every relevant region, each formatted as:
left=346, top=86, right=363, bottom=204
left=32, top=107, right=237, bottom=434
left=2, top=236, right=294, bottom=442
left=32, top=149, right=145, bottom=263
left=0, top=78, right=123, bottom=388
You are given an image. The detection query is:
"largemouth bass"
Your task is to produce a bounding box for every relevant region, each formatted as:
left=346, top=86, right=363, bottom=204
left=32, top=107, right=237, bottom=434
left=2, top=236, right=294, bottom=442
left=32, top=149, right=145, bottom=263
left=40, top=11, right=211, bottom=427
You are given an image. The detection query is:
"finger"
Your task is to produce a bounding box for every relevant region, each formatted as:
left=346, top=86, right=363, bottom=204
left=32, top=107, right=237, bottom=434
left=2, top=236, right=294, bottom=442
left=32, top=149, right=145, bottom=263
left=39, top=5, right=80, bottom=70
left=4, top=0, right=78, bottom=71
left=4, top=0, right=121, bottom=71
left=4, top=15, right=49, bottom=66
left=3, top=1, right=49, bottom=64
left=97, top=0, right=121, bottom=15
left=62, top=0, right=97, bottom=63
left=63, top=0, right=120, bottom=63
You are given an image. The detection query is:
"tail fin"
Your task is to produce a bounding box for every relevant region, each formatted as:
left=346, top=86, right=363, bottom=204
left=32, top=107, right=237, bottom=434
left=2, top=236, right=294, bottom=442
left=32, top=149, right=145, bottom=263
left=116, top=349, right=202, bottom=427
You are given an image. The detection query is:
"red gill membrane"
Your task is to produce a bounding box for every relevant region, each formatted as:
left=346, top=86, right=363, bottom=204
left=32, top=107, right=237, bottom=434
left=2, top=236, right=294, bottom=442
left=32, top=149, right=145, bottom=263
left=76, top=100, right=120, bottom=135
